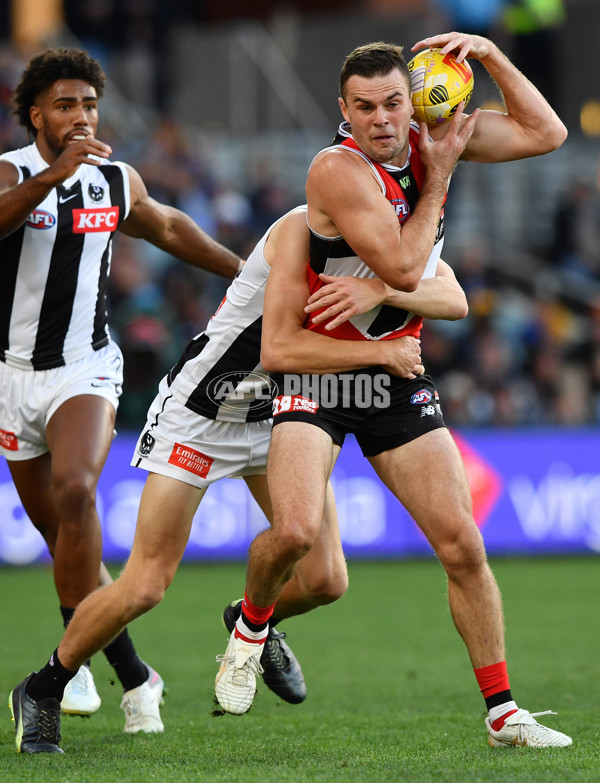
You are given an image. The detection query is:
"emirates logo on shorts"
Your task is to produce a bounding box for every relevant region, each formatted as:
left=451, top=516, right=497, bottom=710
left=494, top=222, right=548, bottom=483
left=0, top=428, right=19, bottom=451
left=168, top=443, right=214, bottom=478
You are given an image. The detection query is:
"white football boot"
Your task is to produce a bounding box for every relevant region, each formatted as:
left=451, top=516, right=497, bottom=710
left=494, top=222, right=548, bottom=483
left=141, top=662, right=165, bottom=706
left=486, top=709, right=572, bottom=748
left=215, top=631, right=264, bottom=715
left=61, top=665, right=101, bottom=716
left=120, top=681, right=164, bottom=734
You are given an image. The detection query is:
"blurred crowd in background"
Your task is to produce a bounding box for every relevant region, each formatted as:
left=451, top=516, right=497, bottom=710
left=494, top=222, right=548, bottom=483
left=1, top=0, right=600, bottom=430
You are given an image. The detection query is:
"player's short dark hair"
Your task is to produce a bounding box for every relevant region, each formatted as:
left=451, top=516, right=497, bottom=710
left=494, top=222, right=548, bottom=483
left=340, top=42, right=410, bottom=100
left=12, top=47, right=106, bottom=136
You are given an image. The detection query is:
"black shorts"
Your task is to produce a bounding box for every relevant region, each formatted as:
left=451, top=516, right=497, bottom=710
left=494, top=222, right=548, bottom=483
left=270, top=369, right=446, bottom=457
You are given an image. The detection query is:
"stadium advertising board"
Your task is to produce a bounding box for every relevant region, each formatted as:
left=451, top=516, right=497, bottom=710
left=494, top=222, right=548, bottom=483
left=1, top=429, right=599, bottom=565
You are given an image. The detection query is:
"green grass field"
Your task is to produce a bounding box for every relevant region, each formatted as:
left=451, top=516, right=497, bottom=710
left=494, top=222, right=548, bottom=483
left=1, top=557, right=598, bottom=782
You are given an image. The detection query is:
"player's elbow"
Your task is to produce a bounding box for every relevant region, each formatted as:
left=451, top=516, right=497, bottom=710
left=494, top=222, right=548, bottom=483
left=384, top=269, right=421, bottom=293
left=540, top=116, right=568, bottom=153
left=449, top=296, right=469, bottom=321
left=260, top=341, right=288, bottom=372
left=547, top=117, right=569, bottom=152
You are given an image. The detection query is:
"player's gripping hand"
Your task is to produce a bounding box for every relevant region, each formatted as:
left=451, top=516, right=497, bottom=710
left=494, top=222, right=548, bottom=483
left=418, top=99, right=480, bottom=176
left=305, top=273, right=389, bottom=330
left=378, top=335, right=424, bottom=380
left=411, top=32, right=495, bottom=63
left=44, top=134, right=112, bottom=185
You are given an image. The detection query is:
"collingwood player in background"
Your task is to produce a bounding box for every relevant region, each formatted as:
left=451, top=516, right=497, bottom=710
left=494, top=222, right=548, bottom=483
left=0, top=47, right=241, bottom=733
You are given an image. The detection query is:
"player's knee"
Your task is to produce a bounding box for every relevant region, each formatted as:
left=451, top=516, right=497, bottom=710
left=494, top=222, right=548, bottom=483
left=297, top=553, right=349, bottom=605
left=436, top=524, right=487, bottom=579
left=128, top=579, right=166, bottom=615
left=54, top=473, right=97, bottom=520
left=307, top=571, right=348, bottom=605
left=273, top=524, right=319, bottom=562
left=121, top=561, right=174, bottom=616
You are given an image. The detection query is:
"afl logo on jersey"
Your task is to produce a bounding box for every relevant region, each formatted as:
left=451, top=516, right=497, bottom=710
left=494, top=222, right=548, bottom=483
left=410, top=389, right=432, bottom=405
left=391, top=198, right=409, bottom=220
left=26, top=210, right=56, bottom=229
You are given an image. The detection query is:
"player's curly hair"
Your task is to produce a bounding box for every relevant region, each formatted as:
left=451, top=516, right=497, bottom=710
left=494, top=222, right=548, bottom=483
left=12, top=48, right=106, bottom=136
left=340, top=42, right=410, bottom=100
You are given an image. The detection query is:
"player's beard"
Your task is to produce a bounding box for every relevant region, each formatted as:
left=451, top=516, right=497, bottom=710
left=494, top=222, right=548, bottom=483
left=39, top=127, right=68, bottom=160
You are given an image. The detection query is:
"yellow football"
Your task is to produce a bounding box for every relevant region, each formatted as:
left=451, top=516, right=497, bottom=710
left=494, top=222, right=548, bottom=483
left=408, top=48, right=474, bottom=127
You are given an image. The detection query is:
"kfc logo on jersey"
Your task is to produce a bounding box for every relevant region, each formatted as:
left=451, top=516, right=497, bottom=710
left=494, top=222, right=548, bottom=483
left=168, top=443, right=214, bottom=478
left=26, top=210, right=56, bottom=230
left=391, top=198, right=409, bottom=220
left=72, top=206, right=120, bottom=233
left=0, top=428, right=19, bottom=451
left=410, top=389, right=432, bottom=405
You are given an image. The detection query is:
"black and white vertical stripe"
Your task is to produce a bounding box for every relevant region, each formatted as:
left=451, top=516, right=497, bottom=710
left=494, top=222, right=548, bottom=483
left=165, top=209, right=290, bottom=423
left=0, top=142, right=129, bottom=369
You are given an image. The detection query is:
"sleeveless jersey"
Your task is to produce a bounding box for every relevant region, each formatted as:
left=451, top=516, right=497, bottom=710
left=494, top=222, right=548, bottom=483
left=305, top=122, right=446, bottom=342
left=165, top=209, right=300, bottom=423
left=0, top=142, right=130, bottom=370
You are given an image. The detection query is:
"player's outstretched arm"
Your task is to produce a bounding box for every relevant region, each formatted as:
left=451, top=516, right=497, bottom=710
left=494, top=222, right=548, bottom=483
left=414, top=32, right=568, bottom=162
left=119, top=164, right=242, bottom=278
left=260, top=209, right=423, bottom=379
left=304, top=259, right=468, bottom=330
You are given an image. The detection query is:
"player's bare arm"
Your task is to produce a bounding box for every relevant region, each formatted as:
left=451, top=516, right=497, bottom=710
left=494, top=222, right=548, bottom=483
left=305, top=259, right=468, bottom=330
left=413, top=32, right=568, bottom=162
left=260, top=210, right=423, bottom=379
left=119, top=165, right=242, bottom=278
left=306, top=103, right=477, bottom=292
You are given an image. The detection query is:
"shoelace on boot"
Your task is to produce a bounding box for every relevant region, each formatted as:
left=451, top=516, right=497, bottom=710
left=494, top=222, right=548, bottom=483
left=264, top=631, right=290, bottom=670
left=37, top=707, right=61, bottom=744
left=216, top=654, right=264, bottom=685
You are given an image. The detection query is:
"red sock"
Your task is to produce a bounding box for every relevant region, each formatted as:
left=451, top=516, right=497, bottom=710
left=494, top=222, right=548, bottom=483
left=474, top=660, right=510, bottom=699
left=473, top=661, right=518, bottom=730
left=233, top=592, right=275, bottom=642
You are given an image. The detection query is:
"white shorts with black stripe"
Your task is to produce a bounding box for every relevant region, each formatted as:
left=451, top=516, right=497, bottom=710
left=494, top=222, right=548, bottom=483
left=131, top=376, right=272, bottom=489
left=0, top=341, right=123, bottom=461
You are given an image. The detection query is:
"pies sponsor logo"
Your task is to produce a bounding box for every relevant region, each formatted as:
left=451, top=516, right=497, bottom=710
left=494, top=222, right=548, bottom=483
left=0, top=428, right=18, bottom=451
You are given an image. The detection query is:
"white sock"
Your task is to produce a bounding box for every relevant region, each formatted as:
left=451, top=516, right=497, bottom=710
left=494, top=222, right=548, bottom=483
left=234, top=616, right=268, bottom=643
left=488, top=700, right=518, bottom=726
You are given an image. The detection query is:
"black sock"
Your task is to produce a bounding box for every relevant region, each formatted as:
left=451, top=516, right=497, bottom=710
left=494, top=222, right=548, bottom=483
left=240, top=609, right=268, bottom=633
left=103, top=629, right=147, bottom=691
left=485, top=688, right=514, bottom=712
left=26, top=648, right=76, bottom=702
left=60, top=605, right=91, bottom=668
left=59, top=605, right=74, bottom=629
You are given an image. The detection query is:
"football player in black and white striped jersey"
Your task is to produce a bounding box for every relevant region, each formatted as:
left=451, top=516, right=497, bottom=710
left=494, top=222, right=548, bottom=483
left=0, top=47, right=242, bottom=736
left=9, top=200, right=469, bottom=752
